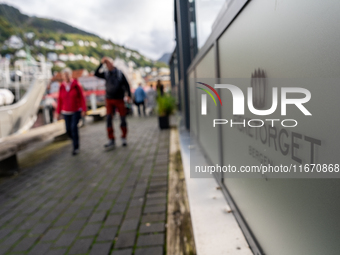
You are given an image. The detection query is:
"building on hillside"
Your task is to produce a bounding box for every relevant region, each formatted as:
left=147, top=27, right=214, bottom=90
left=90, top=57, right=99, bottom=65
left=15, top=50, right=26, bottom=58
left=75, top=54, right=83, bottom=61
left=68, top=53, right=76, bottom=61
left=59, top=54, right=68, bottom=62
left=132, top=52, right=141, bottom=59
left=61, top=40, right=74, bottom=47
left=90, top=41, right=97, bottom=47
left=47, top=52, right=58, bottom=62
left=5, top=35, right=24, bottom=49
left=24, top=32, right=35, bottom=39
left=145, top=67, right=171, bottom=91
left=54, top=61, right=66, bottom=68
left=54, top=44, right=64, bottom=50
left=101, top=44, right=113, bottom=50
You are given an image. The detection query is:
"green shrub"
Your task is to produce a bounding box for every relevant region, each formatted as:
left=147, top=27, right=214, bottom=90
left=157, top=93, right=176, bottom=116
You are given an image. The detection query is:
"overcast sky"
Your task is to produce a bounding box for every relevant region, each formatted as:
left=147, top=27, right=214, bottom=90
left=3, top=0, right=175, bottom=60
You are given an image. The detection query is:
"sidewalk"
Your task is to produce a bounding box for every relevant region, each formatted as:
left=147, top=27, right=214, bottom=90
left=0, top=117, right=170, bottom=255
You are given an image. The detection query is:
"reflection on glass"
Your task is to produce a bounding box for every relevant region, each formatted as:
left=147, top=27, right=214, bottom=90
left=195, top=0, right=229, bottom=48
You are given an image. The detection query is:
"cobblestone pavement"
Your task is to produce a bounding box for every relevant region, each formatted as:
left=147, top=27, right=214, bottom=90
left=0, top=117, right=169, bottom=255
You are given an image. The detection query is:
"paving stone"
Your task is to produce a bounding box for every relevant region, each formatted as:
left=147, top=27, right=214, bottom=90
left=135, top=246, right=163, bottom=255
left=42, top=212, right=60, bottom=222
left=75, top=208, right=93, bottom=219
left=7, top=215, right=26, bottom=226
left=0, top=246, right=10, bottom=255
left=0, top=228, right=11, bottom=240
left=19, top=218, right=40, bottom=230
left=90, top=242, right=112, bottom=255
left=48, top=248, right=67, bottom=255
left=110, top=204, right=127, bottom=214
left=120, top=219, right=139, bottom=232
left=105, top=214, right=123, bottom=226
left=0, top=118, right=170, bottom=254
left=68, top=238, right=93, bottom=254
left=125, top=207, right=142, bottom=219
left=97, top=226, right=118, bottom=241
left=146, top=198, right=167, bottom=206
left=27, top=243, right=52, bottom=255
left=111, top=248, right=133, bottom=255
left=150, top=181, right=167, bottom=187
left=41, top=228, right=63, bottom=241
left=54, top=232, right=77, bottom=247
left=146, top=192, right=167, bottom=199
left=129, top=198, right=144, bottom=207
left=143, top=205, right=166, bottom=214
left=114, top=232, right=136, bottom=248
left=2, top=231, right=25, bottom=246
left=137, top=234, right=164, bottom=247
left=53, top=215, right=73, bottom=227
left=30, top=223, right=51, bottom=235
left=97, top=201, right=113, bottom=211
left=11, top=236, right=38, bottom=252
left=139, top=223, right=165, bottom=233
left=89, top=211, right=107, bottom=223
left=80, top=223, right=101, bottom=236
left=66, top=219, right=87, bottom=232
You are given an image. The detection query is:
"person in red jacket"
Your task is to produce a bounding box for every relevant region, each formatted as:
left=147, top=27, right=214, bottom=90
left=57, top=68, right=87, bottom=155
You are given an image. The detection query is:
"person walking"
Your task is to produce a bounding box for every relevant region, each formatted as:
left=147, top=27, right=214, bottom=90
left=95, top=57, right=131, bottom=148
left=56, top=68, right=87, bottom=155
left=156, top=79, right=164, bottom=96
left=146, top=84, right=157, bottom=115
left=134, top=83, right=146, bottom=117
left=44, top=94, right=57, bottom=123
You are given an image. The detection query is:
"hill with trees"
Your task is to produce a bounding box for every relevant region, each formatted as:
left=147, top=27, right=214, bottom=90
left=0, top=3, right=167, bottom=72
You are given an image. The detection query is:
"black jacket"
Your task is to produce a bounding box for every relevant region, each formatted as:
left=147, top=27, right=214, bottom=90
left=94, top=64, right=131, bottom=99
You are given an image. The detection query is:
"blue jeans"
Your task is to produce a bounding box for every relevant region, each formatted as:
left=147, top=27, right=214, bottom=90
left=63, top=111, right=81, bottom=151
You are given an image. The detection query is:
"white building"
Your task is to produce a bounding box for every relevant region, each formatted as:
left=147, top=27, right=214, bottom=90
left=75, top=54, right=83, bottom=60
left=101, top=44, right=113, bottom=50
left=24, top=32, right=35, bottom=39
left=61, top=40, right=74, bottom=47
left=78, top=40, right=84, bottom=47
left=15, top=49, right=26, bottom=58
left=90, top=57, right=99, bottom=65
left=6, top=35, right=24, bottom=49
left=55, top=44, right=64, bottom=50
left=54, top=61, right=66, bottom=68
left=59, top=54, right=68, bottom=61
left=47, top=52, right=58, bottom=62
left=90, top=41, right=97, bottom=48
left=84, top=56, right=90, bottom=62
left=132, top=52, right=141, bottom=59
left=68, top=53, right=76, bottom=61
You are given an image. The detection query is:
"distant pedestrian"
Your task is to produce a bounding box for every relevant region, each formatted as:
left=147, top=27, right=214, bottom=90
left=134, top=83, right=146, bottom=117
left=146, top=84, right=157, bottom=115
left=156, top=79, right=164, bottom=96
left=44, top=95, right=57, bottom=123
left=57, top=68, right=87, bottom=156
left=95, top=57, right=131, bottom=149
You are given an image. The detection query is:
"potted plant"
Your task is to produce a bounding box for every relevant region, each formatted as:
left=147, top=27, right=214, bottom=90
left=157, top=93, right=176, bottom=129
